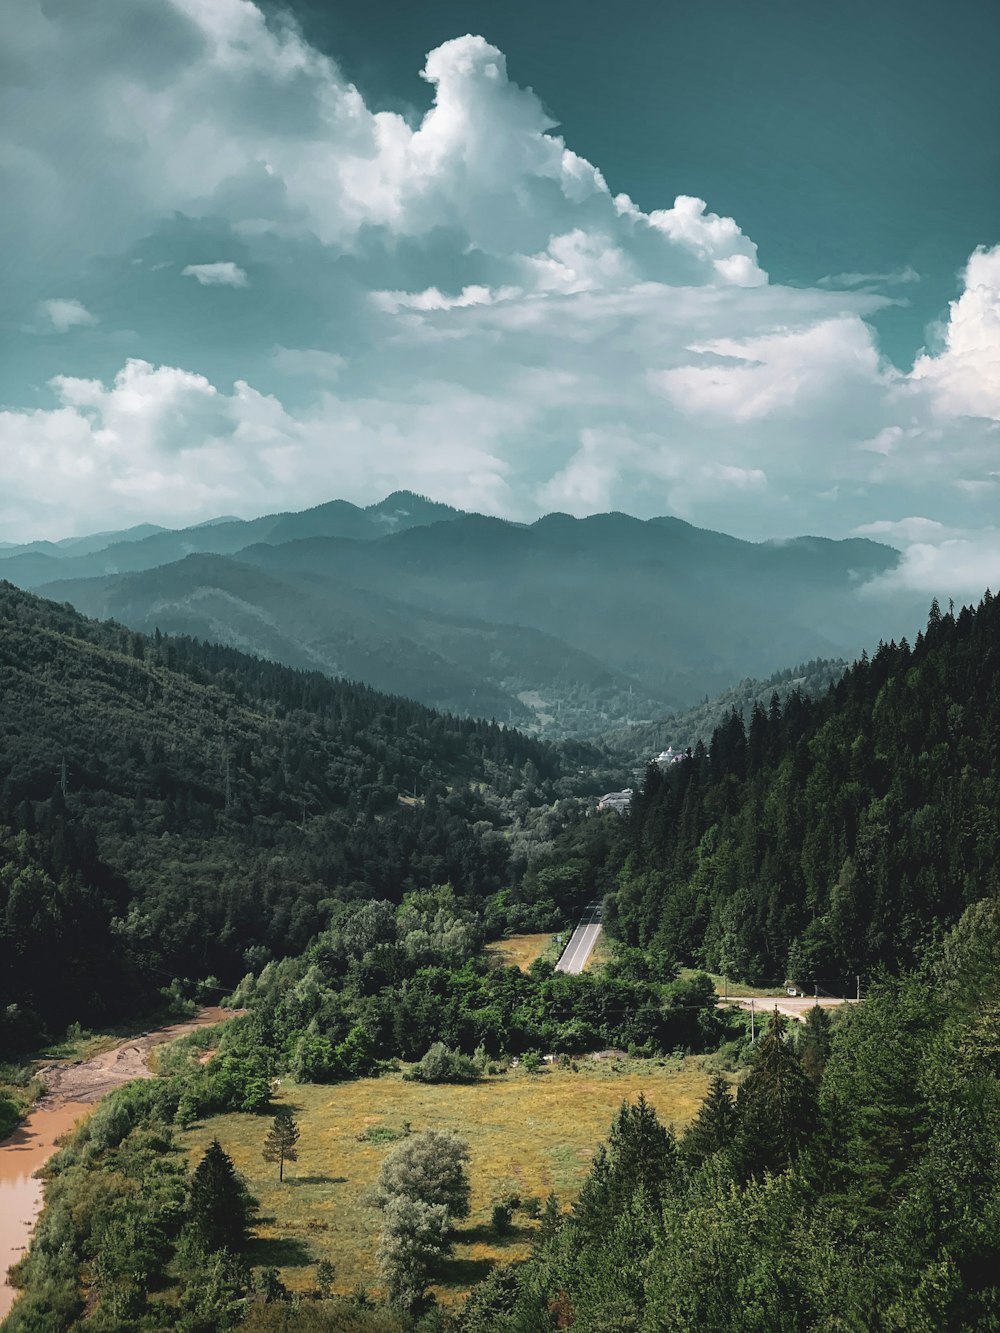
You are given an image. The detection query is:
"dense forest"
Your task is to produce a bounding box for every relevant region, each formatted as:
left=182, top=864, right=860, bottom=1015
left=464, top=897, right=1000, bottom=1331
left=6, top=587, right=1000, bottom=1329
left=0, top=582, right=615, bottom=1048
left=606, top=595, right=1000, bottom=984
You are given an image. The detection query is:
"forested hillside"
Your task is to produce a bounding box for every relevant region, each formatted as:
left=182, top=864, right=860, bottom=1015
left=606, top=595, right=1000, bottom=982
left=605, top=657, right=846, bottom=757
left=464, top=899, right=1000, bottom=1331
left=0, top=582, right=609, bottom=1047
left=4, top=496, right=924, bottom=736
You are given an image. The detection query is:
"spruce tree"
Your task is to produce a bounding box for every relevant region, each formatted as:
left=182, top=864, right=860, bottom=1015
left=682, top=1073, right=737, bottom=1165
left=188, top=1140, right=252, bottom=1252
left=262, top=1108, right=300, bottom=1182
left=733, top=1012, right=818, bottom=1179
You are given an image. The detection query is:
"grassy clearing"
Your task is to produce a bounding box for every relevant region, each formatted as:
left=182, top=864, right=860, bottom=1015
left=485, top=933, right=559, bottom=972
left=681, top=967, right=791, bottom=999
left=582, top=931, right=613, bottom=973
left=179, top=1059, right=711, bottom=1305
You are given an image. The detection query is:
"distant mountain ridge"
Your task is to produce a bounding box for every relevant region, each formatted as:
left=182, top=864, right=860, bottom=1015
left=5, top=494, right=928, bottom=738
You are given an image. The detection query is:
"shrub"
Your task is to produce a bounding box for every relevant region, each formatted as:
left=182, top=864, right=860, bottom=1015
left=404, top=1042, right=479, bottom=1084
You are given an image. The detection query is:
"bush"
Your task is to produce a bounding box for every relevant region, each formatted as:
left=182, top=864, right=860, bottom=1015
left=404, top=1042, right=479, bottom=1084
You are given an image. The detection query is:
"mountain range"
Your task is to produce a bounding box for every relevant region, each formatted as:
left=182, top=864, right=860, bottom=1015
left=2, top=493, right=929, bottom=737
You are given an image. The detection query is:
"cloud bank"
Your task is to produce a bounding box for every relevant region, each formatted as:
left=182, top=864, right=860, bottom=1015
left=1, top=0, right=999, bottom=606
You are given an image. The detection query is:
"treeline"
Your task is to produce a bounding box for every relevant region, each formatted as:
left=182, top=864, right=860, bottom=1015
left=608, top=595, right=1000, bottom=982
left=0, top=584, right=609, bottom=1047
left=463, top=896, right=1000, bottom=1331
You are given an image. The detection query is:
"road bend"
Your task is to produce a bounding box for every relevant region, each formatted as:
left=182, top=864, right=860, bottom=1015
left=555, top=901, right=604, bottom=974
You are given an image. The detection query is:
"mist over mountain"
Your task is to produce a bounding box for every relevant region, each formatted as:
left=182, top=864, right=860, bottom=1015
left=5, top=494, right=929, bottom=738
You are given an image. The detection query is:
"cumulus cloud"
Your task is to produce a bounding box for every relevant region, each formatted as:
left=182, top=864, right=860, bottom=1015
left=37, top=298, right=96, bottom=332
left=182, top=261, right=249, bottom=286
left=859, top=528, right=1000, bottom=600
left=911, top=246, right=1000, bottom=419
left=0, top=358, right=518, bottom=539
left=0, top=0, right=998, bottom=609
left=2, top=3, right=763, bottom=294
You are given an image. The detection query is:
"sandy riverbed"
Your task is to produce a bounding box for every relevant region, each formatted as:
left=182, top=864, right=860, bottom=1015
left=0, top=1007, right=239, bottom=1320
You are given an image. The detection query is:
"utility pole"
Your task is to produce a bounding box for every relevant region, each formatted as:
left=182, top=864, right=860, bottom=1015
left=856, top=973, right=861, bottom=1001
left=750, top=998, right=755, bottom=1043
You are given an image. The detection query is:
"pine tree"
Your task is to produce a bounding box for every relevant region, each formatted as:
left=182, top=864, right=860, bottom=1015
left=262, top=1108, right=300, bottom=1182
left=188, top=1140, right=252, bottom=1252
left=799, top=1004, right=833, bottom=1084
left=682, top=1073, right=737, bottom=1165
left=733, top=1012, right=818, bottom=1179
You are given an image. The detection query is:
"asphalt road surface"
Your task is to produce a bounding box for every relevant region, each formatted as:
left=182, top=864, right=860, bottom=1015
left=555, top=902, right=603, bottom=974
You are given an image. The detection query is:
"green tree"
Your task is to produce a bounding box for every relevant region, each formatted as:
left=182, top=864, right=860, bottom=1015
left=371, top=1129, right=471, bottom=1219
left=733, top=1013, right=818, bottom=1178
left=682, top=1073, right=737, bottom=1165
left=799, top=1004, right=833, bottom=1084
left=188, top=1140, right=253, bottom=1252
left=376, top=1196, right=452, bottom=1314
left=262, top=1108, right=300, bottom=1182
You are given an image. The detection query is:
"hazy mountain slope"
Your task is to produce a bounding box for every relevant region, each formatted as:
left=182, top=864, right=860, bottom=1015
left=240, top=512, right=903, bottom=700
left=42, top=554, right=666, bottom=731
left=0, top=491, right=462, bottom=590
left=17, top=498, right=923, bottom=733
left=604, top=657, right=848, bottom=758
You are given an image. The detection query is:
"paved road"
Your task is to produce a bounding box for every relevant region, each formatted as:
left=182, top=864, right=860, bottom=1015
left=555, top=902, right=603, bottom=974
left=719, top=995, right=859, bottom=1024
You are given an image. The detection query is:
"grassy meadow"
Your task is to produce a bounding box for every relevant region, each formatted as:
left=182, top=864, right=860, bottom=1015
left=179, top=1059, right=712, bottom=1304
left=484, top=932, right=559, bottom=972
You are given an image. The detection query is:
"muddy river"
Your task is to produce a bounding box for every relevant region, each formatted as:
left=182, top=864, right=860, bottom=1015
left=0, top=1007, right=238, bottom=1321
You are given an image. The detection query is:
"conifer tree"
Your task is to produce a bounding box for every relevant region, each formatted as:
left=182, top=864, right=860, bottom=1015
left=733, top=1012, right=818, bottom=1179
left=188, top=1140, right=252, bottom=1252
left=262, top=1108, right=300, bottom=1182
left=682, top=1073, right=737, bottom=1165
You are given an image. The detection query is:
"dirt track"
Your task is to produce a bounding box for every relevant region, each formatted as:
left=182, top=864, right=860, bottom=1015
left=33, top=1007, right=241, bottom=1109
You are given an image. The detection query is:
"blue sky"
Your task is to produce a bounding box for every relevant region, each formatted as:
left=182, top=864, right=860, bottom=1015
left=1, top=0, right=999, bottom=602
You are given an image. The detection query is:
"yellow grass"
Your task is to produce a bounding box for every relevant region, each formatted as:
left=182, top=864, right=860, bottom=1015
left=582, top=931, right=613, bottom=973
left=485, top=933, right=557, bottom=972
left=179, top=1060, right=711, bottom=1305
left=680, top=967, right=791, bottom=999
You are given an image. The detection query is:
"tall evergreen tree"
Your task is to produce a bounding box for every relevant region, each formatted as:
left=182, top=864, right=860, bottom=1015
left=188, top=1140, right=253, bottom=1253
left=733, top=1013, right=818, bottom=1179
left=682, top=1074, right=737, bottom=1166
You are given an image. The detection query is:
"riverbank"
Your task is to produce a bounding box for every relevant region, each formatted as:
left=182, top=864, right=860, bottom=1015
left=0, top=1007, right=240, bottom=1321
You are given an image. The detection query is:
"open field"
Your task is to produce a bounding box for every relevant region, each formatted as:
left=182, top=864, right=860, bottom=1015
left=179, top=1059, right=712, bottom=1304
left=485, top=932, right=558, bottom=972
left=680, top=967, right=793, bottom=999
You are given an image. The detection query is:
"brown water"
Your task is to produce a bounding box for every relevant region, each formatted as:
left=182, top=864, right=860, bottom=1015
left=0, top=1101, right=89, bottom=1320
left=0, top=1007, right=239, bottom=1321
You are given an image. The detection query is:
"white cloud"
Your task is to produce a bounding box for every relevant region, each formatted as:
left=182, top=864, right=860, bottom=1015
left=852, top=516, right=957, bottom=544
left=911, top=246, right=1000, bottom=418
left=182, top=261, right=249, bottom=286
left=37, top=298, right=96, bottom=332
left=820, top=265, right=921, bottom=289
left=270, top=346, right=346, bottom=378
left=2, top=4, right=763, bottom=295
left=0, top=0, right=998, bottom=578
left=373, top=284, right=519, bottom=313
left=860, top=528, right=1000, bottom=600
left=652, top=317, right=886, bottom=422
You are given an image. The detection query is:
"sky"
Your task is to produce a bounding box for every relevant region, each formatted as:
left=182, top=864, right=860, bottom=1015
left=1, top=0, right=999, bottom=600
